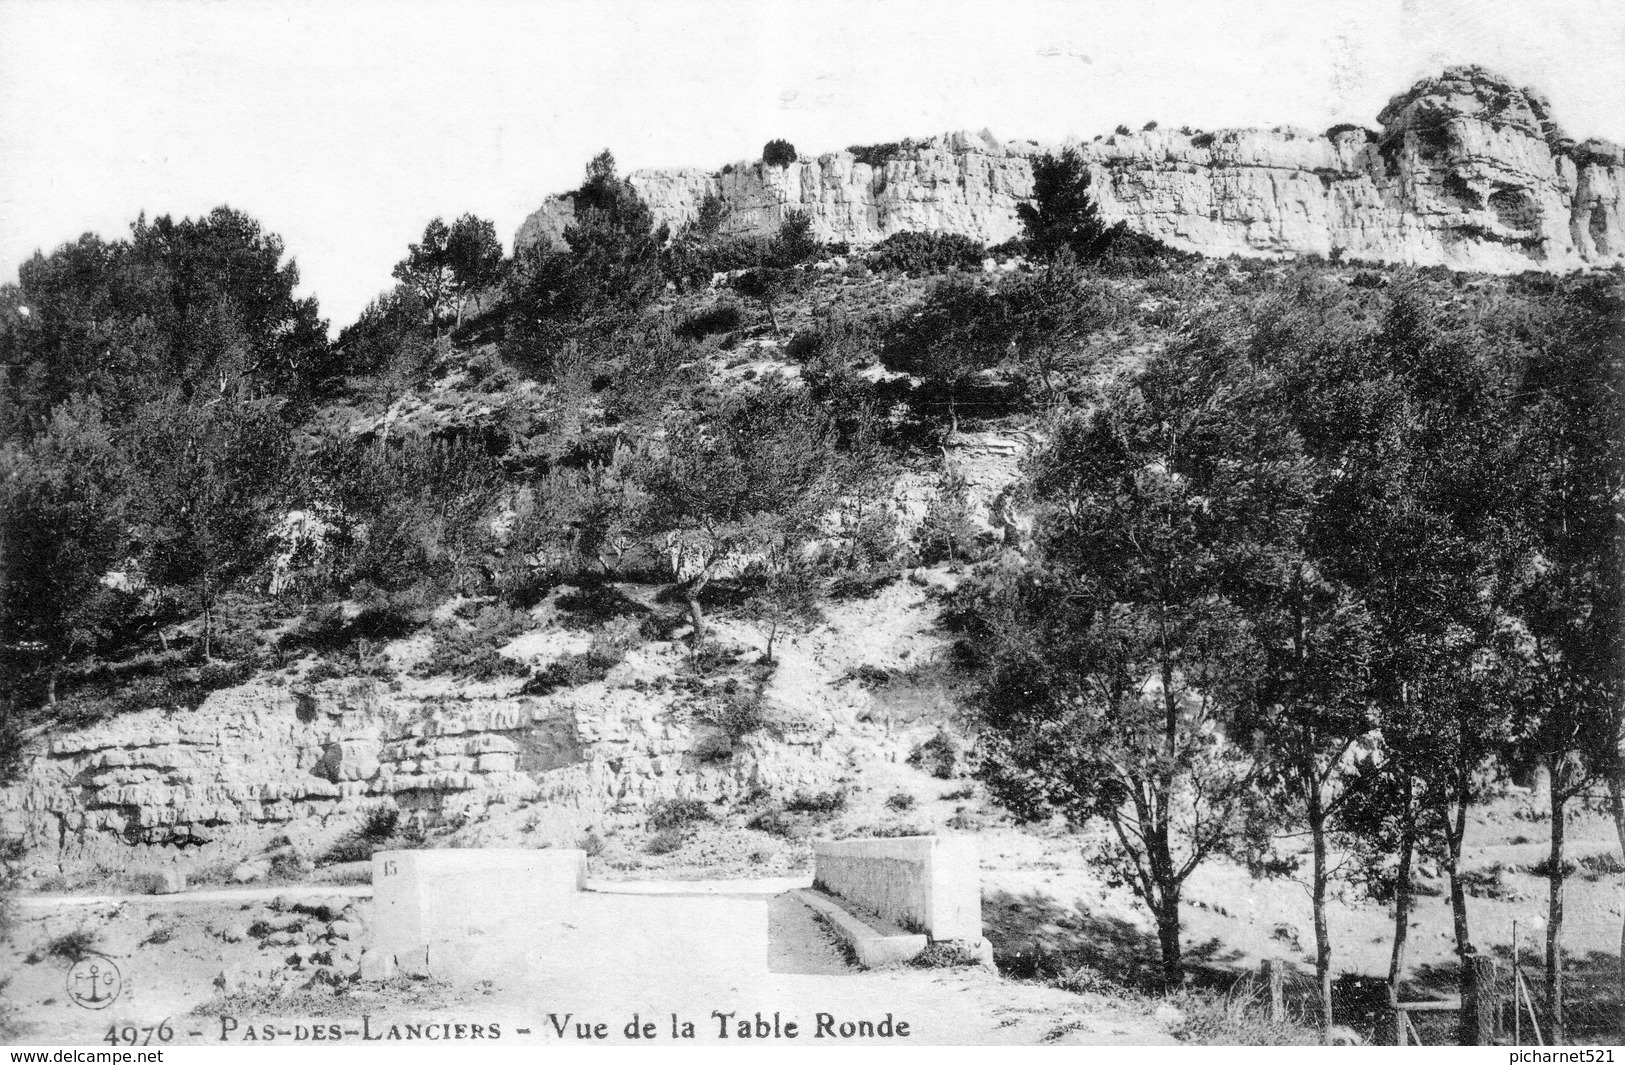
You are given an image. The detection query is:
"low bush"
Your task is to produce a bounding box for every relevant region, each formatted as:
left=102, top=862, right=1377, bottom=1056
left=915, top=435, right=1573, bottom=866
left=908, top=729, right=959, bottom=779
left=784, top=789, right=847, bottom=816
left=198, top=659, right=251, bottom=691
left=1050, top=963, right=1129, bottom=998
left=847, top=141, right=913, bottom=168
left=522, top=653, right=605, bottom=695
left=698, top=689, right=768, bottom=741
left=676, top=301, right=743, bottom=340
left=866, top=232, right=985, bottom=277
left=747, top=808, right=793, bottom=836
left=522, top=617, right=640, bottom=695
left=361, top=805, right=400, bottom=842
left=418, top=603, right=531, bottom=678
left=645, top=829, right=685, bottom=855
left=322, top=834, right=374, bottom=865
left=885, top=792, right=916, bottom=812
left=46, top=929, right=99, bottom=962
left=1579, top=851, right=1625, bottom=878
left=909, top=941, right=985, bottom=969
left=647, top=797, right=713, bottom=831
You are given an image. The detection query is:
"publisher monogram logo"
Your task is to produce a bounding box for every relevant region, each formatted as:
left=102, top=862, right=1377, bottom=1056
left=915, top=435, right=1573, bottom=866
left=66, top=954, right=122, bottom=1010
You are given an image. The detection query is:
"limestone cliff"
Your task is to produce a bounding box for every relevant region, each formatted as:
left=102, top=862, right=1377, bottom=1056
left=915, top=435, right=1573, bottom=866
left=1, top=670, right=844, bottom=870
left=516, top=67, right=1623, bottom=272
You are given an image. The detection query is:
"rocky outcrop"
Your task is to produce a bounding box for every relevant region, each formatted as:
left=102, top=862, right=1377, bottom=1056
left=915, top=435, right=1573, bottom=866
left=515, top=67, right=1624, bottom=273
left=0, top=667, right=845, bottom=871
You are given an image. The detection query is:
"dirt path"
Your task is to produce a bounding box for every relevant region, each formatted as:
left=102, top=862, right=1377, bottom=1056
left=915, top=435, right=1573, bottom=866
left=4, top=879, right=1174, bottom=1046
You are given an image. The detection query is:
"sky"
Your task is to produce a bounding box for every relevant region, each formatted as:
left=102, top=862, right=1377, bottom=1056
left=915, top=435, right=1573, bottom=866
left=2, top=0, right=1622, bottom=329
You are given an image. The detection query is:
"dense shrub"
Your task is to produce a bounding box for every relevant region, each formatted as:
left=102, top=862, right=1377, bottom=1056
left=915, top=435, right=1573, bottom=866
left=866, top=232, right=986, bottom=276
left=909, top=941, right=986, bottom=968
left=662, top=233, right=774, bottom=289
left=645, top=829, right=685, bottom=855
left=916, top=465, right=984, bottom=565
left=361, top=805, right=400, bottom=841
left=746, top=807, right=793, bottom=836
left=1325, top=123, right=1375, bottom=141
left=784, top=789, right=847, bottom=815
left=521, top=617, right=639, bottom=695
left=847, top=141, right=914, bottom=167
left=675, top=301, right=743, bottom=340
left=768, top=211, right=821, bottom=268
left=46, top=929, right=99, bottom=962
left=908, top=728, right=959, bottom=779
left=418, top=602, right=531, bottom=678
left=698, top=688, right=769, bottom=741
left=647, top=797, right=713, bottom=831
left=762, top=140, right=798, bottom=168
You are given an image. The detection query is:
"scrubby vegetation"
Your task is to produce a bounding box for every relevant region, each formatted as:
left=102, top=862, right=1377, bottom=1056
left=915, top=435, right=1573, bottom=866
left=2, top=140, right=1621, bottom=1047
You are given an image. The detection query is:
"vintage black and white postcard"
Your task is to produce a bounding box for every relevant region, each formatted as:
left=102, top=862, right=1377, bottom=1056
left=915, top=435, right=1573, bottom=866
left=1, top=0, right=1621, bottom=1054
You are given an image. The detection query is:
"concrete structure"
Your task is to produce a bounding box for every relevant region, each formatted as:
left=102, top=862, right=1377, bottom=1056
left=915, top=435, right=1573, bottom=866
left=812, top=835, right=981, bottom=943
left=794, top=887, right=927, bottom=968
left=369, top=848, right=586, bottom=981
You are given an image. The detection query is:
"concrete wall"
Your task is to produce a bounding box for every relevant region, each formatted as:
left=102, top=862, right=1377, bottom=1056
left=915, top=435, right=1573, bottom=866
left=370, top=848, right=586, bottom=981
left=812, top=836, right=981, bottom=942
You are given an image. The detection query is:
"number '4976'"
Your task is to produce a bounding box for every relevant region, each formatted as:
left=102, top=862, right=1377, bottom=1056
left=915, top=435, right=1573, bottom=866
left=105, top=1019, right=173, bottom=1045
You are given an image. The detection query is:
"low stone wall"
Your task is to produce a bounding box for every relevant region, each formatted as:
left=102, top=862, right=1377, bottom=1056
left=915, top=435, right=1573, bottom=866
left=369, top=848, right=586, bottom=981
left=812, top=835, right=980, bottom=942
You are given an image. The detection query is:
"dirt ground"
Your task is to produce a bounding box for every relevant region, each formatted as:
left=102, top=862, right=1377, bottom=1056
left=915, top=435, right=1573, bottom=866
left=2, top=881, right=1174, bottom=1046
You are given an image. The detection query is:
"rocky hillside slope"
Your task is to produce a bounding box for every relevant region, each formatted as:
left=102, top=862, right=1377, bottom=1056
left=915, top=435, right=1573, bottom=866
left=517, top=66, right=1624, bottom=273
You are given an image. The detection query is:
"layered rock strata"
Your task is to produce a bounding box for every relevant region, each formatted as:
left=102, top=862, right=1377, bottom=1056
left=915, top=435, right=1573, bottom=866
left=1, top=674, right=842, bottom=869
left=517, top=67, right=1623, bottom=272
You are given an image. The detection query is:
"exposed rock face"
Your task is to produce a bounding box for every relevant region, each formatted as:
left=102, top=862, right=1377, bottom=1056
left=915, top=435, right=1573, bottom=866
left=0, top=669, right=844, bottom=871
left=515, top=67, right=1624, bottom=272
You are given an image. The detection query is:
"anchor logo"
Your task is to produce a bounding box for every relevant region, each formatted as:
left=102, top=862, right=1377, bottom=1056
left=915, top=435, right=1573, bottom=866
left=66, top=954, right=122, bottom=1010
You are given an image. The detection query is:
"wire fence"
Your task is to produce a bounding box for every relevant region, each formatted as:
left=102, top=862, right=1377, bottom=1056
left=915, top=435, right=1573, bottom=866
left=1225, top=941, right=1625, bottom=1046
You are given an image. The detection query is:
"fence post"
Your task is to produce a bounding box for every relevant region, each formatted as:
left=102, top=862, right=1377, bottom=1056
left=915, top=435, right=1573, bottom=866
left=1260, top=959, right=1285, bottom=1023
left=1463, top=955, right=1501, bottom=1045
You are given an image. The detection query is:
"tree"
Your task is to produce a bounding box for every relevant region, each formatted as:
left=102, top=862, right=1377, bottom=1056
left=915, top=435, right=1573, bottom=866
left=506, top=151, right=668, bottom=341
left=1017, top=149, right=1125, bottom=264
left=444, top=215, right=505, bottom=328
left=638, top=379, right=843, bottom=646
left=998, top=259, right=1121, bottom=400
left=392, top=215, right=501, bottom=332
left=4, top=209, right=329, bottom=424
left=768, top=210, right=820, bottom=267
left=392, top=218, right=454, bottom=329
left=742, top=550, right=821, bottom=663
left=733, top=267, right=793, bottom=337
left=1283, top=278, right=1517, bottom=1039
left=977, top=324, right=1312, bottom=984
left=880, top=276, right=1010, bottom=432
left=127, top=207, right=331, bottom=399
left=1243, top=570, right=1375, bottom=1035
left=125, top=387, right=292, bottom=659
left=762, top=139, right=798, bottom=168
left=1499, top=274, right=1625, bottom=1043
left=0, top=394, right=129, bottom=703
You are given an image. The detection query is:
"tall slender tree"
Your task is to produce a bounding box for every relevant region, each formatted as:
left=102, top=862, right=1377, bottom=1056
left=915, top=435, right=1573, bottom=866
left=978, top=318, right=1312, bottom=985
